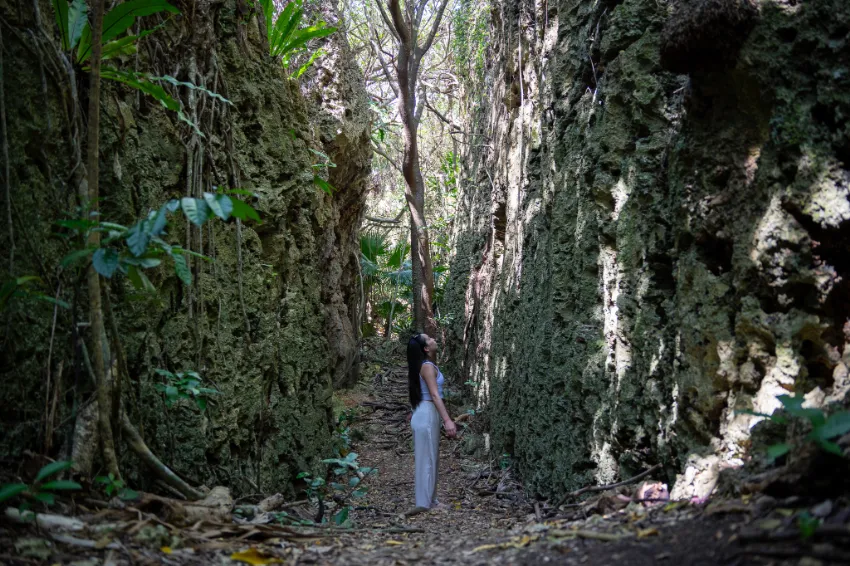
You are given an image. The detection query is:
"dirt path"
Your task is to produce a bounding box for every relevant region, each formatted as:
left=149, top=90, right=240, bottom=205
left=2, top=364, right=848, bottom=564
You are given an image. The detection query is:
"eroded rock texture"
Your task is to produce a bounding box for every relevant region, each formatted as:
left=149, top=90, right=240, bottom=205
left=445, top=0, right=850, bottom=499
left=0, top=0, right=370, bottom=494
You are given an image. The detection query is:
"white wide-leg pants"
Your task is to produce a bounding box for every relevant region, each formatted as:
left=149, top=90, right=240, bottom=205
left=411, top=400, right=440, bottom=508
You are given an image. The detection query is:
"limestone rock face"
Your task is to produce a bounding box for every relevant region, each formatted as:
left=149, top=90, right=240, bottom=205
left=445, top=0, right=850, bottom=499
left=0, top=0, right=370, bottom=495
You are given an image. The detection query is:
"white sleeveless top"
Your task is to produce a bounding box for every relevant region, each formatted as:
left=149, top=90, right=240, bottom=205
left=419, top=361, right=444, bottom=402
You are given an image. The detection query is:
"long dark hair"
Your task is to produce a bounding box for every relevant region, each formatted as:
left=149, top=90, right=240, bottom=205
left=407, top=334, right=428, bottom=410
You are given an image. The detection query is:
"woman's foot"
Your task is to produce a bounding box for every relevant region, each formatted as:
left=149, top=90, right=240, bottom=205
left=430, top=500, right=449, bottom=510
left=403, top=506, right=430, bottom=517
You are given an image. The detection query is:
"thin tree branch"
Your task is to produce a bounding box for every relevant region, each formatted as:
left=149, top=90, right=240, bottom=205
left=375, top=0, right=401, bottom=42
left=387, top=0, right=411, bottom=45
left=372, top=143, right=403, bottom=174
left=370, top=36, right=399, bottom=98
left=424, top=97, right=456, bottom=128
left=85, top=0, right=121, bottom=481
left=366, top=216, right=401, bottom=224
left=418, top=0, right=451, bottom=57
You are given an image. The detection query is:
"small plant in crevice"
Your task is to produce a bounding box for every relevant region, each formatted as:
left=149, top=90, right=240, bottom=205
left=310, top=148, right=337, bottom=195
left=498, top=452, right=512, bottom=470
left=740, top=394, right=850, bottom=463
left=331, top=407, right=365, bottom=457
left=0, top=461, right=81, bottom=510
left=797, top=510, right=821, bottom=540
left=258, top=0, right=337, bottom=78
left=297, top=452, right=378, bottom=526
left=94, top=473, right=140, bottom=501
left=154, top=369, right=219, bottom=412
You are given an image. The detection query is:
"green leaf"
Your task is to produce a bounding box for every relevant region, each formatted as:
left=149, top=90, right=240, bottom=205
left=150, top=205, right=169, bottom=236
left=154, top=368, right=175, bottom=379
left=294, top=47, right=325, bottom=78
left=119, top=487, right=140, bottom=501
left=280, top=25, right=337, bottom=57
left=35, top=492, right=56, bottom=505
left=815, top=411, right=850, bottom=440
left=101, top=35, right=139, bottom=60
left=230, top=199, right=261, bottom=223
left=127, top=266, right=156, bottom=293
left=777, top=395, right=826, bottom=426
left=387, top=242, right=409, bottom=270
left=766, top=443, right=791, bottom=463
left=164, top=385, right=179, bottom=406
left=92, top=248, right=120, bottom=278
left=40, top=480, right=82, bottom=491
left=333, top=506, right=349, bottom=526
left=35, top=461, right=73, bottom=483
left=344, top=452, right=358, bottom=462
left=815, top=439, right=844, bottom=456
left=152, top=75, right=233, bottom=106
left=195, top=397, right=208, bottom=412
left=126, top=220, right=152, bottom=257
left=203, top=193, right=233, bottom=220
left=62, top=248, right=95, bottom=268
left=313, top=176, right=335, bottom=195
left=269, top=2, right=302, bottom=56
left=122, top=256, right=162, bottom=268
left=0, top=483, right=27, bottom=503
left=52, top=0, right=70, bottom=50
left=296, top=472, right=310, bottom=479
left=99, top=67, right=181, bottom=113
left=66, top=0, right=88, bottom=50
left=348, top=476, right=360, bottom=487
left=78, top=0, right=179, bottom=62
left=352, top=489, right=368, bottom=499
left=172, top=253, right=192, bottom=285
left=181, top=197, right=211, bottom=226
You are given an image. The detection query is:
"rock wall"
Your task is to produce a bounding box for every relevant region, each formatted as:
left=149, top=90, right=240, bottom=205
left=444, top=0, right=850, bottom=499
left=0, top=0, right=371, bottom=494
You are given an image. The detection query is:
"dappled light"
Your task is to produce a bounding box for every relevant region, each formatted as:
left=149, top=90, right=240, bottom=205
left=2, top=0, right=850, bottom=564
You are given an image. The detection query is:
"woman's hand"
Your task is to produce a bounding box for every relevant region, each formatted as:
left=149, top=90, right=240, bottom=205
left=443, top=419, right=457, bottom=438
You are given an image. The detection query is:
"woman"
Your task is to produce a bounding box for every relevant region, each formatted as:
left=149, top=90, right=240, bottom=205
left=407, top=333, right=457, bottom=511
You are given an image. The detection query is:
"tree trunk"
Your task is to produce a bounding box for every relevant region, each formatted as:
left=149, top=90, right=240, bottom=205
left=84, top=0, right=121, bottom=480
left=395, top=30, right=436, bottom=336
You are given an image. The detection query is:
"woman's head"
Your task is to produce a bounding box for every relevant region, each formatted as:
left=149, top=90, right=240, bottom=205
left=407, top=333, right=434, bottom=409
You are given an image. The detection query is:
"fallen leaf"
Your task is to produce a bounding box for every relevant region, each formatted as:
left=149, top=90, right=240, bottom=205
left=95, top=537, right=114, bottom=550
left=385, top=540, right=405, bottom=546
left=757, top=519, right=782, bottom=530
left=471, top=543, right=501, bottom=553
left=663, top=501, right=687, bottom=512
left=230, top=548, right=282, bottom=565
left=161, top=547, right=172, bottom=554
left=637, top=528, right=659, bottom=538
left=14, top=537, right=52, bottom=560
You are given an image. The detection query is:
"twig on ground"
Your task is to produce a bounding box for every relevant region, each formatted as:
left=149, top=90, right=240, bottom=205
left=551, top=464, right=662, bottom=512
